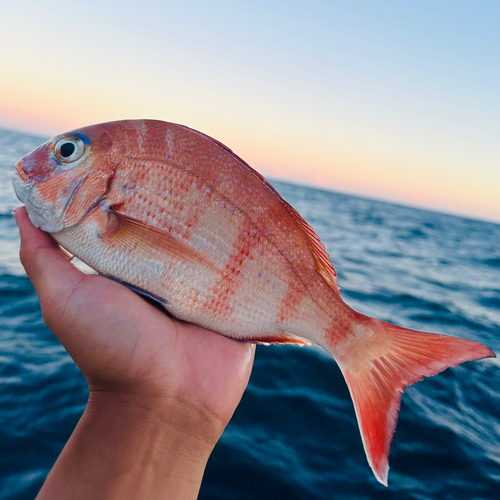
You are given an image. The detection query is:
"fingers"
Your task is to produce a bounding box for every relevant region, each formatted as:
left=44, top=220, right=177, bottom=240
left=13, top=206, right=84, bottom=299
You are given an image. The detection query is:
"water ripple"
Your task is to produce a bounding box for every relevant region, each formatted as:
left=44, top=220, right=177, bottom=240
left=0, top=132, right=498, bottom=500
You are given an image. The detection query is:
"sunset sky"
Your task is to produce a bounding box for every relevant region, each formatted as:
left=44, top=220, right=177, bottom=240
left=1, top=0, right=499, bottom=222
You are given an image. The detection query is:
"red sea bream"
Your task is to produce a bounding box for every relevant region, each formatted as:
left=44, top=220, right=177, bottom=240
left=11, top=119, right=495, bottom=485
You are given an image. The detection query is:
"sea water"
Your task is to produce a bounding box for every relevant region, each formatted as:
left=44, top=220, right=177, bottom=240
left=0, top=128, right=498, bottom=500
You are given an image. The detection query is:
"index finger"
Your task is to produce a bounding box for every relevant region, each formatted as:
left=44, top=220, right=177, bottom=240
left=13, top=206, right=84, bottom=298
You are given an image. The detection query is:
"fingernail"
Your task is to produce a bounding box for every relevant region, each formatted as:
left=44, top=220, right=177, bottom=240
left=12, top=206, right=23, bottom=226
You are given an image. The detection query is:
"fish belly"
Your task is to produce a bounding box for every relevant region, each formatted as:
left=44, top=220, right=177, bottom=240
left=53, top=203, right=330, bottom=343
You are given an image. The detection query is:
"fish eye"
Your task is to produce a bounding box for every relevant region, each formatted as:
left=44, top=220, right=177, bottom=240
left=54, top=136, right=85, bottom=163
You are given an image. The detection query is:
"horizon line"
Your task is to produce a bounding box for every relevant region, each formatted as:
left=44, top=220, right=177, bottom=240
left=1, top=124, right=498, bottom=226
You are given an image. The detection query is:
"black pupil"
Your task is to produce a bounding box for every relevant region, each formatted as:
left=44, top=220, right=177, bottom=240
left=60, top=142, right=76, bottom=158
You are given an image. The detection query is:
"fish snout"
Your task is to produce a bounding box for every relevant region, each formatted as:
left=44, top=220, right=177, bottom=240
left=15, top=142, right=57, bottom=182
left=11, top=169, right=65, bottom=231
left=14, top=157, right=30, bottom=181
left=12, top=154, right=41, bottom=207
left=11, top=170, right=32, bottom=205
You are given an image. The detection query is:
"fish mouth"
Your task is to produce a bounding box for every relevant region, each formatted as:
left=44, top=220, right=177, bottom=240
left=11, top=169, right=33, bottom=206
left=11, top=166, right=47, bottom=229
left=12, top=164, right=91, bottom=233
left=14, top=155, right=33, bottom=181
left=11, top=170, right=61, bottom=231
left=12, top=158, right=34, bottom=200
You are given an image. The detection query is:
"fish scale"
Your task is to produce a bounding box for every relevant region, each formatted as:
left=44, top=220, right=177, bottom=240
left=105, top=124, right=334, bottom=334
left=12, top=119, right=495, bottom=486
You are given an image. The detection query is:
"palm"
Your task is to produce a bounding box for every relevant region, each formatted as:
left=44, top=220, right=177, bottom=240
left=17, top=207, right=255, bottom=429
left=57, top=273, right=254, bottom=422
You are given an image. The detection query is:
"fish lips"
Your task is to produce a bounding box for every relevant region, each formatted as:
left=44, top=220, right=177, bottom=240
left=12, top=170, right=32, bottom=208
left=12, top=170, right=43, bottom=229
left=11, top=169, right=66, bottom=232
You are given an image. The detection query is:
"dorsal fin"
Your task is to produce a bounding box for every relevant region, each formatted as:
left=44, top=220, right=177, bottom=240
left=291, top=210, right=339, bottom=292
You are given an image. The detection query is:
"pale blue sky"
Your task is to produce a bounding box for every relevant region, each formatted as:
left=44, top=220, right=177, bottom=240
left=1, top=0, right=499, bottom=220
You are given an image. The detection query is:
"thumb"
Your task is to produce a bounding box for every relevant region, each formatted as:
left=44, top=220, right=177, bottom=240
left=13, top=206, right=85, bottom=304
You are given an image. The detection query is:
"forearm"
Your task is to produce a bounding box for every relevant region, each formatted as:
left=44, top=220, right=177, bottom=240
left=36, top=391, right=218, bottom=500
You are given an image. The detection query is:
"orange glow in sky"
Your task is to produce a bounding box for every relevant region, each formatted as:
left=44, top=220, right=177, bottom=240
left=1, top=0, right=499, bottom=222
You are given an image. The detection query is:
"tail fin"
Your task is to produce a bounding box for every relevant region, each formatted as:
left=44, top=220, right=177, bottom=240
left=329, top=317, right=495, bottom=486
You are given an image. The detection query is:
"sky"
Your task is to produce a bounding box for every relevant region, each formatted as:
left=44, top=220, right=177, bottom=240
left=1, top=0, right=499, bottom=222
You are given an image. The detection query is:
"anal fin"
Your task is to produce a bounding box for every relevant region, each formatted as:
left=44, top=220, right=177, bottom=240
left=240, top=332, right=312, bottom=346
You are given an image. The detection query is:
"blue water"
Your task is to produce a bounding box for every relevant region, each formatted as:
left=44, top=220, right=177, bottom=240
left=0, top=128, right=498, bottom=499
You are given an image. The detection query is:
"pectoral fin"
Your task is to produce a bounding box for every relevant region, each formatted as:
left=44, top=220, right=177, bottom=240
left=102, top=207, right=220, bottom=275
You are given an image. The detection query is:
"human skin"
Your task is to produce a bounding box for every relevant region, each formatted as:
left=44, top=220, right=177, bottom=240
left=14, top=206, right=256, bottom=500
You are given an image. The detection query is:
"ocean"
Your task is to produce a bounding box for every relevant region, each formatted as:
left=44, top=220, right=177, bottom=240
left=0, top=128, right=498, bottom=499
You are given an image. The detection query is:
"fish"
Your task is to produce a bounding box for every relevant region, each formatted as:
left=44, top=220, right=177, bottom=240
left=12, top=119, right=495, bottom=486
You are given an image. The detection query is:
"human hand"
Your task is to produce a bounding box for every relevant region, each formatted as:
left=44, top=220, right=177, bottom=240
left=14, top=206, right=255, bottom=499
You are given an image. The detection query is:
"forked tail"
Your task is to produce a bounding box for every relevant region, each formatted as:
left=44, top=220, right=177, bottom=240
left=326, top=316, right=495, bottom=486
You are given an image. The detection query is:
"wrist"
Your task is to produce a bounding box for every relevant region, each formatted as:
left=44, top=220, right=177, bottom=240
left=92, top=388, right=223, bottom=460
left=85, top=390, right=216, bottom=494
left=37, top=389, right=219, bottom=499
left=87, top=388, right=224, bottom=448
